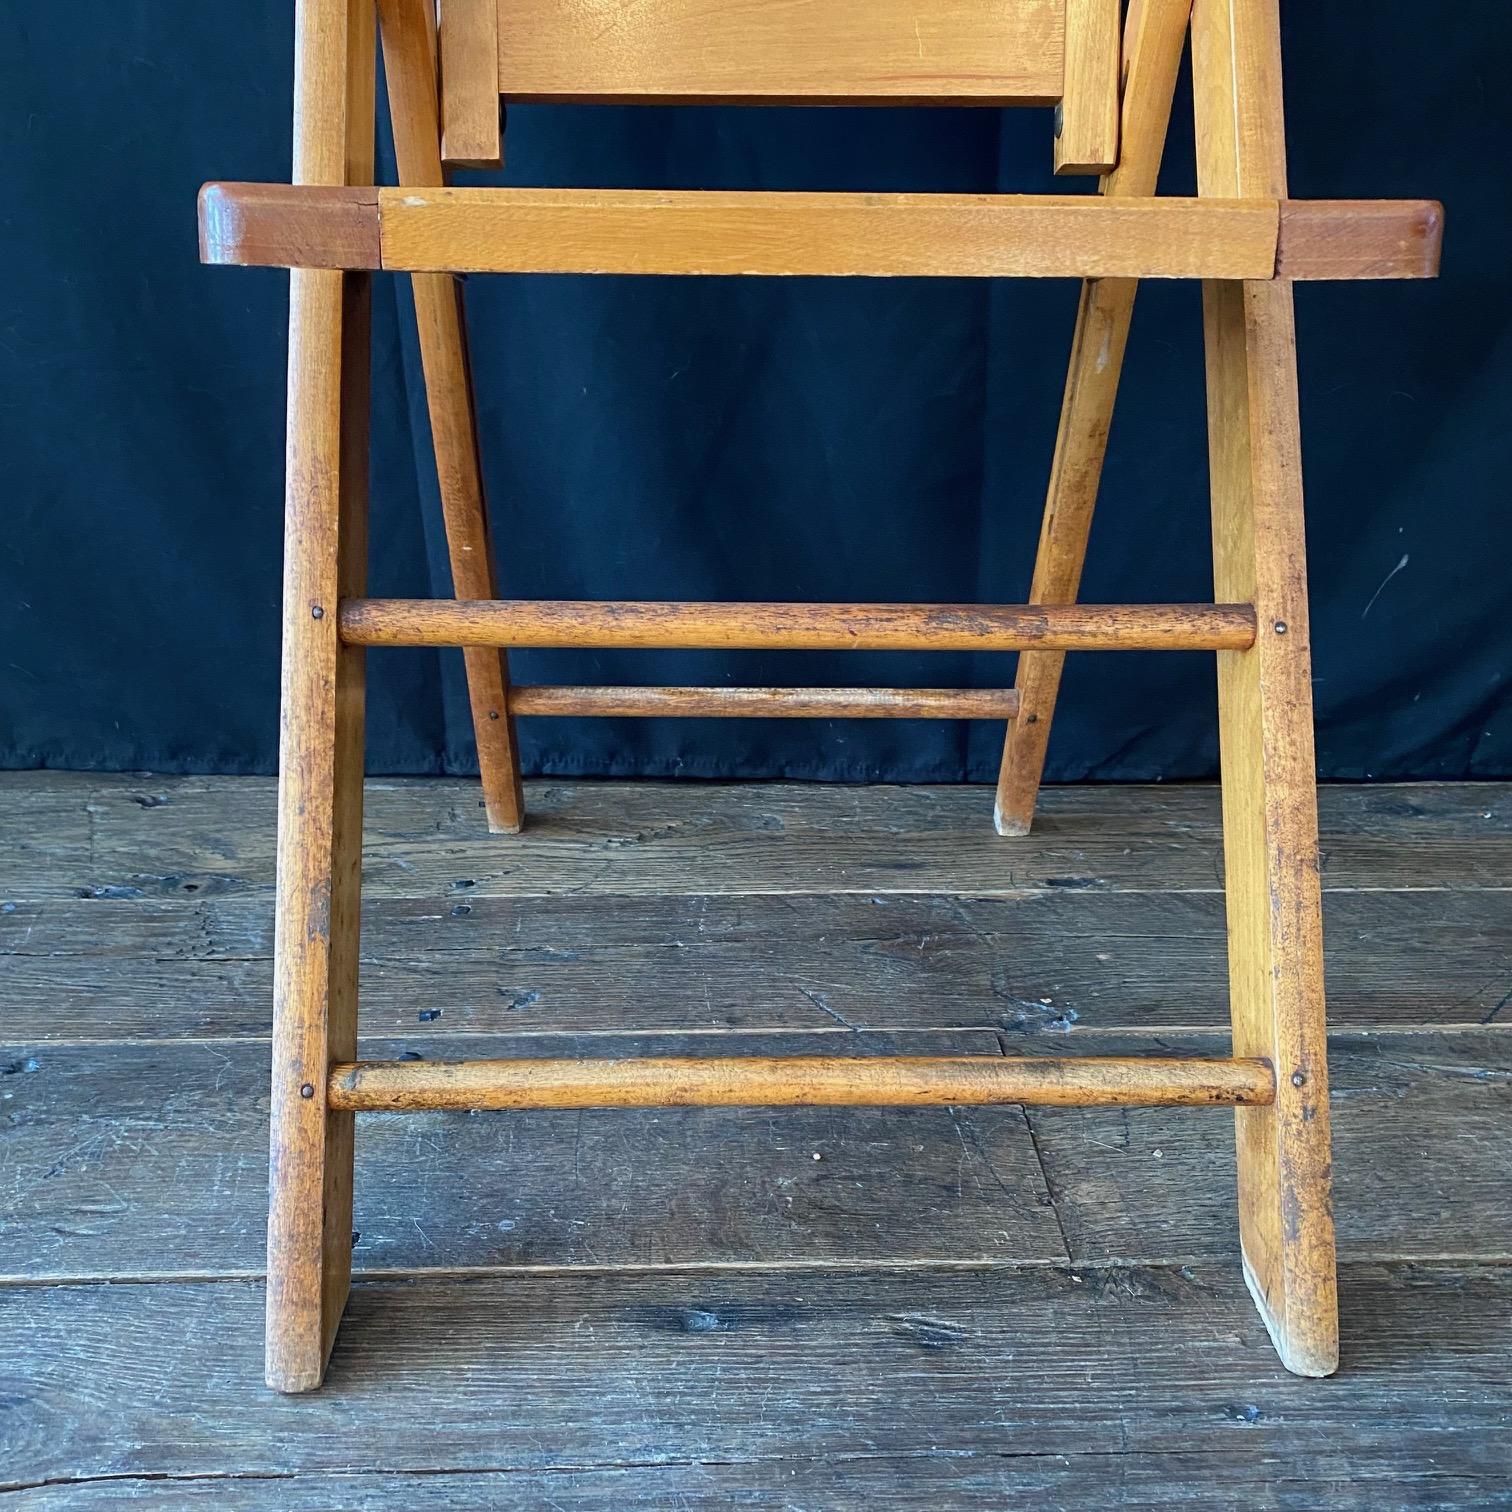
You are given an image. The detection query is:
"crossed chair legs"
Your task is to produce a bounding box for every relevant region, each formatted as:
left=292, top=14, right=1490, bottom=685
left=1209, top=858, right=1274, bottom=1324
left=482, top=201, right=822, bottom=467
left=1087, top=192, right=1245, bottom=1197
left=262, top=0, right=1338, bottom=1390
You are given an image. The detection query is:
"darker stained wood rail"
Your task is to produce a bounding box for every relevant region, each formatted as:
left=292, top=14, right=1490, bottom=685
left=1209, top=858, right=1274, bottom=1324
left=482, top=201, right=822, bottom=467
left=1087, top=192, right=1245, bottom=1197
left=198, top=183, right=1444, bottom=282
left=336, top=598, right=1259, bottom=652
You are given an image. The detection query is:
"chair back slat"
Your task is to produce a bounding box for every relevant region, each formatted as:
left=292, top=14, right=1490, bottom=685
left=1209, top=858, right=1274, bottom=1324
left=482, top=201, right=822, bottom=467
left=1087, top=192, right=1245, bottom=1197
left=493, top=0, right=1066, bottom=105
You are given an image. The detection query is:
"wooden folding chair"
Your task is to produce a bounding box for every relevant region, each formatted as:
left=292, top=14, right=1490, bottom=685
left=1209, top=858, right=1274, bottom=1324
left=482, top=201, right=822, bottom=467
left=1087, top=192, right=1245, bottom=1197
left=199, top=0, right=1442, bottom=1390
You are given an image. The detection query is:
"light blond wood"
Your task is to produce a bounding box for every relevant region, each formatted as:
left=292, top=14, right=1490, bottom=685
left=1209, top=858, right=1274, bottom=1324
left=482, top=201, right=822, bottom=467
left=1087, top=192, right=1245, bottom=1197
left=1193, top=0, right=1338, bottom=1379
left=996, top=0, right=1193, bottom=836
left=327, top=1054, right=1277, bottom=1111
left=494, top=0, right=1064, bottom=104
left=265, top=0, right=374, bottom=1396
left=379, top=0, right=524, bottom=834
left=1055, top=0, right=1121, bottom=174
left=507, top=685, right=1023, bottom=719
left=439, top=0, right=501, bottom=166
left=338, top=599, right=1259, bottom=653
left=377, top=187, right=1279, bottom=278
left=209, top=0, right=1439, bottom=1395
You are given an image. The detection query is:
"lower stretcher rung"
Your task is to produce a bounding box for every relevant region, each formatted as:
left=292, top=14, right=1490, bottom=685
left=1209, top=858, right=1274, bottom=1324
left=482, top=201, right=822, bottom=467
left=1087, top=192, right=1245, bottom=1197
left=508, top=685, right=1021, bottom=719
left=327, top=1055, right=1276, bottom=1111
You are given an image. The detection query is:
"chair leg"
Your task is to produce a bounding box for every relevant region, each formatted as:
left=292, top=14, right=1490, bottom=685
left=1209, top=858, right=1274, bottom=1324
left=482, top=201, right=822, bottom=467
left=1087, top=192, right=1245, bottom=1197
left=994, top=0, right=1191, bottom=836
left=1193, top=0, right=1338, bottom=1378
left=380, top=0, right=525, bottom=834
left=993, top=277, right=1137, bottom=835
left=1204, top=277, right=1338, bottom=1378
left=265, top=0, right=374, bottom=1395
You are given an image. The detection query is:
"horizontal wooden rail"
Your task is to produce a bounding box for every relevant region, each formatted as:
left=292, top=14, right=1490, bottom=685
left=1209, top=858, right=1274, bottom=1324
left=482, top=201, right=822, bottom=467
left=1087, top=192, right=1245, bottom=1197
left=199, top=184, right=1443, bottom=282
left=508, top=685, right=1022, bottom=719
left=327, top=1055, right=1278, bottom=1111
left=338, top=599, right=1257, bottom=652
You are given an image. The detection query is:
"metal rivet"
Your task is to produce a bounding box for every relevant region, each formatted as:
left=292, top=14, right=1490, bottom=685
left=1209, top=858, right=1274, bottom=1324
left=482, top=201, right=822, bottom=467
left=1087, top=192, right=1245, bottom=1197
left=1290, top=1070, right=1306, bottom=1088
left=1053, top=102, right=1064, bottom=138
left=1026, top=713, right=1039, bottom=725
left=488, top=710, right=500, bottom=720
left=300, top=1082, right=315, bottom=1099
left=1273, top=620, right=1288, bottom=635
left=311, top=605, right=325, bottom=620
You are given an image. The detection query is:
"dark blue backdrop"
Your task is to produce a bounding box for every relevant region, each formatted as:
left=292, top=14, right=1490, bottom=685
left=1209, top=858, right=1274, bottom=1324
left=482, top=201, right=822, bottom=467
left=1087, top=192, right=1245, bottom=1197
left=1, top=4, right=1505, bottom=782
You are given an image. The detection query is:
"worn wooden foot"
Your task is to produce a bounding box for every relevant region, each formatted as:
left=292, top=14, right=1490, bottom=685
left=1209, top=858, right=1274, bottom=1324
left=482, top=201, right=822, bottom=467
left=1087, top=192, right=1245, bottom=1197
left=265, top=0, right=374, bottom=1394
left=1195, top=0, right=1338, bottom=1377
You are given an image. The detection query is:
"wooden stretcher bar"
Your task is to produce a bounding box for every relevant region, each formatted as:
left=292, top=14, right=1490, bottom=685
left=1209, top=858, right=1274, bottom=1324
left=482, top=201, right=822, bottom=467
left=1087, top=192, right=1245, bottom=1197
left=327, top=1054, right=1279, bottom=1112
left=506, top=686, right=1024, bottom=719
left=336, top=598, right=1259, bottom=652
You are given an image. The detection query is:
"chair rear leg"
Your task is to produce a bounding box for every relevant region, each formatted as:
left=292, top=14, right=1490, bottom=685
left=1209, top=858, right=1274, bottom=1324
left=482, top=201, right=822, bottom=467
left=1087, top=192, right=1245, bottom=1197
left=380, top=0, right=525, bottom=833
left=994, top=0, right=1191, bottom=836
left=994, top=277, right=1136, bottom=835
left=1195, top=0, right=1338, bottom=1377
left=266, top=0, right=374, bottom=1394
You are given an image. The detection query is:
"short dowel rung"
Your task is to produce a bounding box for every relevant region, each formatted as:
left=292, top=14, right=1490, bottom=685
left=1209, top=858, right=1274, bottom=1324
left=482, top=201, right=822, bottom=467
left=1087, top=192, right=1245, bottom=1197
left=338, top=599, right=1258, bottom=652
left=327, top=1055, right=1277, bottom=1111
left=508, top=685, right=1022, bottom=719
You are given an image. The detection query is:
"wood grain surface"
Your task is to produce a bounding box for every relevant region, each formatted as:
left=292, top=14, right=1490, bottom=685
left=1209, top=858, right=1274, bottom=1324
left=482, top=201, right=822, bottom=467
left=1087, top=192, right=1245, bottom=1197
left=1, top=772, right=1508, bottom=1499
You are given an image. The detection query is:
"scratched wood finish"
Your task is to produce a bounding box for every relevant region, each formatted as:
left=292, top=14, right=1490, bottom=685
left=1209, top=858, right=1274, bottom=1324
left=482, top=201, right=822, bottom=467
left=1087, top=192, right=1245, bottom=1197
left=1, top=770, right=1508, bottom=1495
left=4, top=1265, right=1510, bottom=1496
left=2, top=1031, right=1059, bottom=1278
left=493, top=0, right=1065, bottom=104
left=261, top=0, right=374, bottom=1396
left=1025, top=1031, right=1512, bottom=1267
left=1055, top=0, right=1121, bottom=173
left=1193, top=0, right=1337, bottom=1378
left=997, top=0, right=1193, bottom=835
left=379, top=0, right=524, bottom=834
left=327, top=1053, right=1274, bottom=1111
left=6, top=885, right=1511, bottom=1043
left=438, top=0, right=502, bottom=166
left=7, top=774, right=1509, bottom=902
left=3, top=1031, right=1509, bottom=1283
left=17, top=1443, right=1512, bottom=1512
left=339, top=598, right=1258, bottom=652
left=507, top=685, right=1022, bottom=720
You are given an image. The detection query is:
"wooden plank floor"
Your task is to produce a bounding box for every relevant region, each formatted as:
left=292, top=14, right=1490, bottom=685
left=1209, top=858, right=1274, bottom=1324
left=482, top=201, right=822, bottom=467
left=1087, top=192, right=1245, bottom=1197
left=2, top=773, right=1510, bottom=1507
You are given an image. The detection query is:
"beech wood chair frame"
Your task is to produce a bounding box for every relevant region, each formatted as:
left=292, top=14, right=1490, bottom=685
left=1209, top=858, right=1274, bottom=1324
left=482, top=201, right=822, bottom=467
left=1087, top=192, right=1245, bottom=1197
left=198, top=0, right=1443, bottom=1390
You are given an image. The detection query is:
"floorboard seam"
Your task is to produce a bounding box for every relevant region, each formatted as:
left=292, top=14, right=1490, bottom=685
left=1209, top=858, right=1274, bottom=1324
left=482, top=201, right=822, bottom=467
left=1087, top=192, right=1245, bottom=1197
left=1001, top=1034, right=1079, bottom=1266
left=9, top=1255, right=1508, bottom=1289
left=18, top=1442, right=1489, bottom=1498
